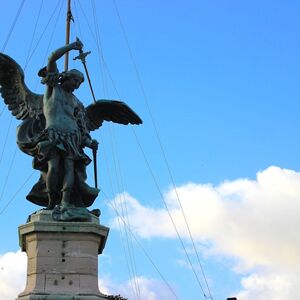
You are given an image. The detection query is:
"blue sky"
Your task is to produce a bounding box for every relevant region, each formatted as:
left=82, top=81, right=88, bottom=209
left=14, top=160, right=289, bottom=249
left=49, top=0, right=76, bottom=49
left=1, top=1, right=300, bottom=299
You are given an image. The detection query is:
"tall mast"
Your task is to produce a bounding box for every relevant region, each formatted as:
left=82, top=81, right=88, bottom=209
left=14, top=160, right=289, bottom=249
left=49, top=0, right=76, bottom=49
left=64, top=0, right=72, bottom=71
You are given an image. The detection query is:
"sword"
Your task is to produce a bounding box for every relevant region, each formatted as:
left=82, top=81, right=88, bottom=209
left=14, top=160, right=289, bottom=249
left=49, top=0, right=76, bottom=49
left=73, top=46, right=97, bottom=104
left=73, top=39, right=98, bottom=188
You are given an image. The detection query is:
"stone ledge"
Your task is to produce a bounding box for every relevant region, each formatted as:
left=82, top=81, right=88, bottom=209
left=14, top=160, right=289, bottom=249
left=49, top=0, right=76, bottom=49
left=17, top=293, right=107, bottom=300
left=28, top=209, right=100, bottom=224
left=19, top=210, right=109, bottom=254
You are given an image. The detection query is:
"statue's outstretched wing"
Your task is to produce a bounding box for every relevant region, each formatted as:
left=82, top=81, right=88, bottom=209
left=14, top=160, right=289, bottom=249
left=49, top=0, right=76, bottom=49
left=85, top=100, right=143, bottom=131
left=0, top=53, right=43, bottom=120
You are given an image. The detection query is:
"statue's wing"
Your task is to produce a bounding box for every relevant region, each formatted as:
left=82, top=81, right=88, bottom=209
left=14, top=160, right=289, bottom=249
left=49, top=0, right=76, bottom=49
left=0, top=53, right=43, bottom=120
left=85, top=100, right=143, bottom=131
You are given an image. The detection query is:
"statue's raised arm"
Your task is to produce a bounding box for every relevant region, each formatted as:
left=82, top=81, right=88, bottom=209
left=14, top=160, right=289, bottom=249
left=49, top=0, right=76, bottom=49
left=47, top=38, right=83, bottom=73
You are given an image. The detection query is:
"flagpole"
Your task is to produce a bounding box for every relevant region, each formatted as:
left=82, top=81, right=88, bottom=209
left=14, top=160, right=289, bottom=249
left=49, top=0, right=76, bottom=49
left=64, top=0, right=72, bottom=71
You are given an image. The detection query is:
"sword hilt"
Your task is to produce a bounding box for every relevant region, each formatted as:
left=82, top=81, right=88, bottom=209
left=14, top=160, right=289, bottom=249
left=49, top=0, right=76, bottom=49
left=72, top=40, right=97, bottom=104
left=73, top=50, right=91, bottom=64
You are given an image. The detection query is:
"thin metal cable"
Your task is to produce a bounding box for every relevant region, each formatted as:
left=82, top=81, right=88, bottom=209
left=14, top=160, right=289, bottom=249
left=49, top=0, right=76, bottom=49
left=102, top=189, right=180, bottom=300
left=107, top=128, right=137, bottom=296
left=108, top=125, right=142, bottom=300
left=109, top=196, right=152, bottom=300
left=91, top=0, right=108, bottom=97
left=68, top=3, right=206, bottom=297
left=77, top=0, right=97, bottom=40
left=79, top=2, right=142, bottom=297
left=0, top=1, right=62, bottom=213
left=0, top=171, right=35, bottom=216
left=98, top=133, right=116, bottom=196
left=24, top=0, right=44, bottom=70
left=90, top=2, right=142, bottom=297
left=75, top=0, right=120, bottom=99
left=0, top=148, right=17, bottom=204
left=0, top=0, right=41, bottom=211
left=77, top=0, right=120, bottom=99
left=0, top=106, right=5, bottom=118
left=0, top=116, right=13, bottom=168
left=24, top=0, right=63, bottom=70
left=76, top=3, right=140, bottom=295
left=0, top=0, right=39, bottom=212
left=92, top=5, right=142, bottom=293
left=76, top=1, right=208, bottom=296
left=110, top=126, right=142, bottom=297
left=34, top=0, right=64, bottom=91
left=116, top=198, right=139, bottom=300
left=95, top=131, right=139, bottom=300
left=99, top=131, right=139, bottom=300
left=77, top=0, right=107, bottom=96
left=73, top=0, right=83, bottom=39
left=131, top=127, right=208, bottom=299
left=113, top=1, right=213, bottom=298
left=1, top=0, right=26, bottom=52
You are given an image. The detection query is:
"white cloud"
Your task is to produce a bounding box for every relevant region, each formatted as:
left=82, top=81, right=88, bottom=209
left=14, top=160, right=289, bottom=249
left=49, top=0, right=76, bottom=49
left=109, top=166, right=300, bottom=299
left=0, top=251, right=26, bottom=300
left=2, top=166, right=299, bottom=300
left=236, top=272, right=300, bottom=300
left=99, top=276, right=178, bottom=300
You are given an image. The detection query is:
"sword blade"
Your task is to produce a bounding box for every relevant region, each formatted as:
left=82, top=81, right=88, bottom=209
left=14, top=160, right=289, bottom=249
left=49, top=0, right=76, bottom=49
left=82, top=61, right=97, bottom=103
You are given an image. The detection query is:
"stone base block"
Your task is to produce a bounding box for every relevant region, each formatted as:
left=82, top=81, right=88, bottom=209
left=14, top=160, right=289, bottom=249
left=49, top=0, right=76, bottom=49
left=17, top=210, right=109, bottom=300
left=17, top=293, right=107, bottom=300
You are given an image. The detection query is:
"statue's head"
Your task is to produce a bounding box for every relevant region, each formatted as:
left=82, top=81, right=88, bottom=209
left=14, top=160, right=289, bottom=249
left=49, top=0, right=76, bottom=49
left=38, top=68, right=84, bottom=92
left=60, top=69, right=84, bottom=84
left=60, top=69, right=84, bottom=92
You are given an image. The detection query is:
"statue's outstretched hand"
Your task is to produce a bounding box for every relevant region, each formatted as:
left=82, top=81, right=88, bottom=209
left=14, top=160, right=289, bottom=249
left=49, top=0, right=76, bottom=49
left=74, top=37, right=83, bottom=51
left=83, top=137, right=98, bottom=150
left=90, top=139, right=99, bottom=151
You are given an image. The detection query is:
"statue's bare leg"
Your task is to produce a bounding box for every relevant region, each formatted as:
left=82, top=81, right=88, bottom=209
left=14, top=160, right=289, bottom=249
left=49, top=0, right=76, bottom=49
left=46, top=154, right=60, bottom=209
left=61, top=158, right=75, bottom=211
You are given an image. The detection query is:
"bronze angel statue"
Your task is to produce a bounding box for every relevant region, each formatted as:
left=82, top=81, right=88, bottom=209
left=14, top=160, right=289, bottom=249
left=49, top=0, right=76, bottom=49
left=0, top=39, right=142, bottom=221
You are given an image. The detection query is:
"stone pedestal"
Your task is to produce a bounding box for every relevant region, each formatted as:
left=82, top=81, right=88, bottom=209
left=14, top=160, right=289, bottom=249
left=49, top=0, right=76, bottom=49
left=17, top=210, right=109, bottom=300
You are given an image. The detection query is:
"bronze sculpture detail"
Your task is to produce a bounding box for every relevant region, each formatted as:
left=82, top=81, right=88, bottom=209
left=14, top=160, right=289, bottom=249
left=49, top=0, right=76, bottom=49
left=0, top=39, right=142, bottom=221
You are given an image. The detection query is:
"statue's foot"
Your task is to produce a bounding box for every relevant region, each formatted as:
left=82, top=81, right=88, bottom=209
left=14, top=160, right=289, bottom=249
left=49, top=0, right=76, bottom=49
left=52, top=204, right=91, bottom=222
left=61, top=203, right=71, bottom=212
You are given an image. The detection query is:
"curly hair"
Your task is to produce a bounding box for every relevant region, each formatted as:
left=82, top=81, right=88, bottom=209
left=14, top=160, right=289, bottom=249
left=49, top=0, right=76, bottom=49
left=38, top=67, right=84, bottom=85
left=59, top=69, right=84, bottom=84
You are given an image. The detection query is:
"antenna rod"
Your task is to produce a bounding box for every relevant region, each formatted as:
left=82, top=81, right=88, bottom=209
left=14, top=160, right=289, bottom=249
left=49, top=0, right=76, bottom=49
left=64, top=0, right=72, bottom=71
